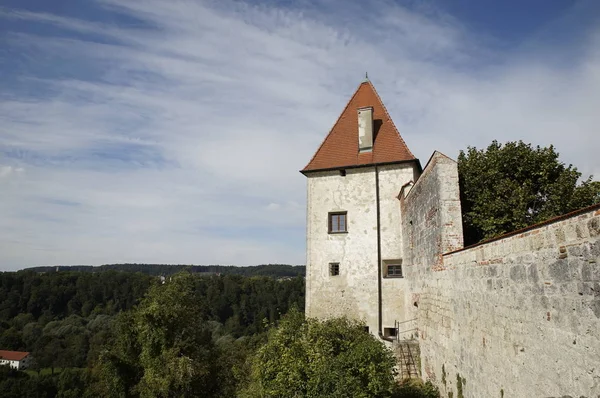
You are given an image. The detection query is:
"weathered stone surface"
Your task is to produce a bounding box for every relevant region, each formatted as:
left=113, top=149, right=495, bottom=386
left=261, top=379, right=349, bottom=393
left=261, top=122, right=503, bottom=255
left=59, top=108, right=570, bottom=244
left=411, top=210, right=600, bottom=398
left=589, top=218, right=600, bottom=237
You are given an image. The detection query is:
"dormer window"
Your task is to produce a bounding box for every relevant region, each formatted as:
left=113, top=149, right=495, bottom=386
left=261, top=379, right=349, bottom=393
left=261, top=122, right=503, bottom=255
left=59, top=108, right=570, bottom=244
left=358, top=106, right=373, bottom=152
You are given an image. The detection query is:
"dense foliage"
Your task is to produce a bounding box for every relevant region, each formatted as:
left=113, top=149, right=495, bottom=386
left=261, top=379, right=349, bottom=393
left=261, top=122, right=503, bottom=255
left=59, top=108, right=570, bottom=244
left=0, top=268, right=305, bottom=396
left=0, top=267, right=438, bottom=397
left=243, top=308, right=439, bottom=398
left=96, top=274, right=226, bottom=397
left=25, top=264, right=305, bottom=278
left=458, top=140, right=600, bottom=245
left=244, top=308, right=399, bottom=397
left=0, top=270, right=155, bottom=372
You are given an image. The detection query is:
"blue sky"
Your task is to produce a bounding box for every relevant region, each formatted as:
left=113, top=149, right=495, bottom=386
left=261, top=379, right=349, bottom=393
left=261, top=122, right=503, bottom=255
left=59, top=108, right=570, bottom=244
left=1, top=0, right=599, bottom=270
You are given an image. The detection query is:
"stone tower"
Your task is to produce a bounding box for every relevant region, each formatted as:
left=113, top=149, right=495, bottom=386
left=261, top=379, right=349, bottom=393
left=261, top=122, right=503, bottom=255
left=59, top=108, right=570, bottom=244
left=301, top=80, right=421, bottom=339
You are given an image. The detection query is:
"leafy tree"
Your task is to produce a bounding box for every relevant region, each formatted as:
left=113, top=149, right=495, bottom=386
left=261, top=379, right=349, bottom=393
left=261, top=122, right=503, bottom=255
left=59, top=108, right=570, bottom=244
left=96, top=273, right=226, bottom=398
left=0, top=327, right=24, bottom=350
left=36, top=335, right=64, bottom=375
left=244, top=308, right=399, bottom=398
left=458, top=140, right=600, bottom=244
left=56, top=369, right=92, bottom=398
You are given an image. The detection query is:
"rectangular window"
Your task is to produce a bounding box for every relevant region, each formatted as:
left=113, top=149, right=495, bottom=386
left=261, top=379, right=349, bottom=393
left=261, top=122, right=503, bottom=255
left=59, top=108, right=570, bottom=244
left=329, top=262, right=340, bottom=276
left=386, top=265, right=403, bottom=277
left=383, top=260, right=403, bottom=278
left=328, top=212, right=347, bottom=233
left=384, top=327, right=397, bottom=338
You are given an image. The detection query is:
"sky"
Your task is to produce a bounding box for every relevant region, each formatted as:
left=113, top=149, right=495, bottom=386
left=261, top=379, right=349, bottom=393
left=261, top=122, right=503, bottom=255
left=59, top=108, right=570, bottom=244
left=1, top=0, right=599, bottom=270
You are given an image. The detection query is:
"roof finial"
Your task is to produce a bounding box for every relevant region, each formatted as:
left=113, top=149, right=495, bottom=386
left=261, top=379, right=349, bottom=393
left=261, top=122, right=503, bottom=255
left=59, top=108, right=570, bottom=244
left=364, top=71, right=369, bottom=82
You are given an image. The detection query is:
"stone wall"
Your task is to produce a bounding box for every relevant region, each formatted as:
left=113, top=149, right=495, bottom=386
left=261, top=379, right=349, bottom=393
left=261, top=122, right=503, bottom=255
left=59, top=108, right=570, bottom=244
left=416, top=206, right=600, bottom=398
left=400, top=151, right=463, bottom=269
left=400, top=151, right=464, bottom=323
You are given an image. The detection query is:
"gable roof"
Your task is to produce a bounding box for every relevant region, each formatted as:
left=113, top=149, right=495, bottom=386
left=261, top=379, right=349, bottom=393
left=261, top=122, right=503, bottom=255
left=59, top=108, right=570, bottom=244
left=301, top=80, right=417, bottom=173
left=0, top=350, right=29, bottom=361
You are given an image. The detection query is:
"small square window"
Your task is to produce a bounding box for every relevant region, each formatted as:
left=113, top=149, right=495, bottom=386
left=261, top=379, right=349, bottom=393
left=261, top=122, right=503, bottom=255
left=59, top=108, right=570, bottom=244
left=328, top=212, right=347, bottom=233
left=384, top=260, right=403, bottom=278
left=329, top=262, right=340, bottom=276
left=384, top=327, right=397, bottom=338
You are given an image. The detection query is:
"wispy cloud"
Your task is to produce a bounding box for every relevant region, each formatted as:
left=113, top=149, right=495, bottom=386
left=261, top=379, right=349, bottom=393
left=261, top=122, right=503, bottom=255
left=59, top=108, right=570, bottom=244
left=0, top=0, right=599, bottom=270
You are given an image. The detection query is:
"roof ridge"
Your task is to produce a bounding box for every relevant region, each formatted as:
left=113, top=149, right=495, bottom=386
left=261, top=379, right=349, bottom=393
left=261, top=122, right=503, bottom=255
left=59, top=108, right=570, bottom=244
left=301, top=81, right=367, bottom=171
left=366, top=80, right=415, bottom=159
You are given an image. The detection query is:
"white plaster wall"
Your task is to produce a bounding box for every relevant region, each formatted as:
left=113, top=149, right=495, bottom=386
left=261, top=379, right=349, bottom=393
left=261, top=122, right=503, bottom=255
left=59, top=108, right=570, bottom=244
left=0, top=359, right=20, bottom=369
left=305, top=163, right=416, bottom=334
left=378, top=165, right=416, bottom=330
left=306, top=168, right=378, bottom=331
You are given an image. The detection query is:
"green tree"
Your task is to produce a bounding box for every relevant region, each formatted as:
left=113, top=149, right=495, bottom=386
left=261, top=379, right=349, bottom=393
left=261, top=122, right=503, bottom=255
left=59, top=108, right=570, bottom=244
left=458, top=140, right=600, bottom=244
left=56, top=368, right=92, bottom=398
left=96, top=272, right=226, bottom=398
left=244, top=308, right=398, bottom=398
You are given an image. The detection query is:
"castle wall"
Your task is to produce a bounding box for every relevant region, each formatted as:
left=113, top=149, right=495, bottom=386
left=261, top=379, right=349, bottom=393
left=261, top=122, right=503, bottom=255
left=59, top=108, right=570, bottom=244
left=305, top=163, right=414, bottom=333
left=401, top=151, right=600, bottom=397
left=400, top=152, right=464, bottom=324
left=409, top=200, right=600, bottom=396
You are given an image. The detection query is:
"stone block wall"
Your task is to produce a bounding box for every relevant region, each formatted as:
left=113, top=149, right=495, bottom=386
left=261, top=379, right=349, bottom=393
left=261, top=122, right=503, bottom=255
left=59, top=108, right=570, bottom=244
left=400, top=151, right=463, bottom=271
left=416, top=206, right=600, bottom=398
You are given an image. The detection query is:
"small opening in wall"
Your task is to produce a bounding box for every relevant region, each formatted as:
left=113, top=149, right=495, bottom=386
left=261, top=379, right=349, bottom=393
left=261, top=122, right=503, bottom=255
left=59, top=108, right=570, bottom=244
left=383, top=259, right=403, bottom=278
left=339, top=169, right=346, bottom=176
left=329, top=262, right=340, bottom=276
left=414, top=302, right=418, bottom=308
left=384, top=327, right=397, bottom=338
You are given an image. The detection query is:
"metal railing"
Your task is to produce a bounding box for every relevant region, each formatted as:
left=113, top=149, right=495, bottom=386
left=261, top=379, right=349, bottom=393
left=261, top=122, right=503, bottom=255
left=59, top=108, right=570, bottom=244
left=393, top=318, right=418, bottom=341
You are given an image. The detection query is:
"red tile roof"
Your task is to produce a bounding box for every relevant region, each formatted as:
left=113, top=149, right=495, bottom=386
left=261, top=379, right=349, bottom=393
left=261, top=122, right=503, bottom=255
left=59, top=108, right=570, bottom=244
left=0, top=350, right=30, bottom=361
left=302, top=80, right=416, bottom=173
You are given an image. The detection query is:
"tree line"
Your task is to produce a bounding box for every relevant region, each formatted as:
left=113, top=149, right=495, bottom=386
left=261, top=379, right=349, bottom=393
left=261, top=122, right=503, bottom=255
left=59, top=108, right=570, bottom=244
left=24, top=264, right=305, bottom=278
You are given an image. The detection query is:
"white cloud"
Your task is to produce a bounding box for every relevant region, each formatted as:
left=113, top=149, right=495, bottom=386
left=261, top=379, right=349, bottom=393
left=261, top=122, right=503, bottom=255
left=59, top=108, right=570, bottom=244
left=0, top=165, right=24, bottom=178
left=0, top=0, right=599, bottom=270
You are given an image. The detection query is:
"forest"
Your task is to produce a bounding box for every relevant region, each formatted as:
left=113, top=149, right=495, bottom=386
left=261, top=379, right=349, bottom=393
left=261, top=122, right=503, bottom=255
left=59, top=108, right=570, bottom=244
left=0, top=267, right=306, bottom=397
left=0, top=267, right=437, bottom=397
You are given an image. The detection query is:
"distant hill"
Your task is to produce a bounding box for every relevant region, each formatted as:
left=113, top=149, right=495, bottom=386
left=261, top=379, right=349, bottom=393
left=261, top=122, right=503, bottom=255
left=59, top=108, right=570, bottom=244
left=23, top=263, right=305, bottom=278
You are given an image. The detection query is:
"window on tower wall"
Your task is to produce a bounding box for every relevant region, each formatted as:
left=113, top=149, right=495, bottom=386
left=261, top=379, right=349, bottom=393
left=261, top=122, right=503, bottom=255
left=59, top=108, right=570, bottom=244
left=328, top=212, right=347, bottom=233
left=329, top=262, right=340, bottom=276
left=383, top=259, right=403, bottom=278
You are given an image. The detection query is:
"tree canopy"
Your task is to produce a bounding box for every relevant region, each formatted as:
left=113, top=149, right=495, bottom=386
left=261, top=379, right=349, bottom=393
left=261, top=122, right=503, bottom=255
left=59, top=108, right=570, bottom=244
left=244, top=308, right=400, bottom=398
left=0, top=270, right=306, bottom=397
left=458, top=140, right=600, bottom=245
left=96, top=273, right=224, bottom=398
